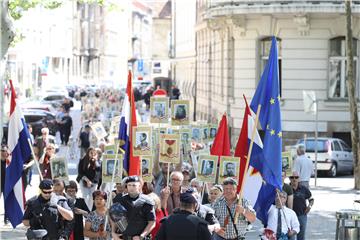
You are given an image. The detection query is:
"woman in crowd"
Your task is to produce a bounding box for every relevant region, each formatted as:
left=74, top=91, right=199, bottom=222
left=84, top=190, right=110, bottom=240
left=39, top=143, right=56, bottom=179
left=207, top=185, right=223, bottom=206
left=77, top=147, right=101, bottom=210
left=148, top=192, right=167, bottom=239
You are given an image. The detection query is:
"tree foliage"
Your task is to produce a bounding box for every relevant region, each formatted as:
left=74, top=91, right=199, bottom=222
left=8, top=0, right=63, bottom=20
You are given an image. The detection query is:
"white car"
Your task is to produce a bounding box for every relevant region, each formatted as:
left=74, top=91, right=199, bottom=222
left=297, top=137, right=353, bottom=177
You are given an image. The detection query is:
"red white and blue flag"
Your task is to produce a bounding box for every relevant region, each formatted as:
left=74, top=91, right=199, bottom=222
left=4, top=80, right=32, bottom=228
left=235, top=95, right=262, bottom=205
left=118, top=71, right=140, bottom=176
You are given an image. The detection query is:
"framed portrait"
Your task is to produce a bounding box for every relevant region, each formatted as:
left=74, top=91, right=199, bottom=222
left=180, top=128, right=191, bottom=146
left=133, top=126, right=152, bottom=156
left=201, top=125, right=209, bottom=142
left=209, top=125, right=217, bottom=140
left=159, top=134, right=180, bottom=164
left=171, top=100, right=190, bottom=125
left=50, top=157, right=68, bottom=180
left=104, top=144, right=116, bottom=154
left=102, top=154, right=123, bottom=183
left=219, top=156, right=240, bottom=183
left=197, top=155, right=218, bottom=183
left=141, top=156, right=153, bottom=182
left=90, top=122, right=108, bottom=140
left=282, top=151, right=293, bottom=176
left=150, top=97, right=169, bottom=124
left=109, top=116, right=121, bottom=136
left=191, top=126, right=202, bottom=142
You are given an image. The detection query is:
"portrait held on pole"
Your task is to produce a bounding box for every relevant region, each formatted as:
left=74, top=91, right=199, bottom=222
left=159, top=134, right=181, bottom=164
left=141, top=156, right=153, bottom=182
left=50, top=157, right=68, bottom=180
left=191, top=126, right=202, bottom=142
left=171, top=100, right=190, bottom=125
left=282, top=151, right=293, bottom=176
left=150, top=97, right=169, bottom=123
left=197, top=155, right=218, bottom=183
left=90, top=122, right=108, bottom=140
left=219, top=156, right=240, bottom=183
left=132, top=126, right=152, bottom=156
left=209, top=125, right=217, bottom=140
left=102, top=154, right=123, bottom=183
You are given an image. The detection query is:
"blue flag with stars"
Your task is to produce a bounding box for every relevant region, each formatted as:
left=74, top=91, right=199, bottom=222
left=250, top=36, right=282, bottom=190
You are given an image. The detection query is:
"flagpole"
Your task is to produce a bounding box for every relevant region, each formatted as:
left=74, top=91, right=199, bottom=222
left=104, top=141, right=121, bottom=233
left=276, top=190, right=290, bottom=230
left=234, top=104, right=261, bottom=222
left=27, top=138, right=43, bottom=181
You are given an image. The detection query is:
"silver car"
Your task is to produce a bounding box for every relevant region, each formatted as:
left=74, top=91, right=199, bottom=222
left=297, top=138, right=353, bottom=177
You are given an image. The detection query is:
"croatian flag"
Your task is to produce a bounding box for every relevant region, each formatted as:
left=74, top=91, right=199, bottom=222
left=118, top=71, right=140, bottom=176
left=234, top=96, right=263, bottom=206
left=4, top=80, right=32, bottom=228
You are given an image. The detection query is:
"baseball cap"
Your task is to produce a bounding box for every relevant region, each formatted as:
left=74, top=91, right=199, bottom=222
left=39, top=179, right=53, bottom=190
left=180, top=192, right=197, bottom=204
left=125, top=175, right=140, bottom=184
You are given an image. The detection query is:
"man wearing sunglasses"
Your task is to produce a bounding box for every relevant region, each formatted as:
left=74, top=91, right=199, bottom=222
left=290, top=172, right=314, bottom=240
left=23, top=179, right=74, bottom=240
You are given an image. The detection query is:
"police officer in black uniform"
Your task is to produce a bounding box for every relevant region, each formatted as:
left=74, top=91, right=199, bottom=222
left=23, top=179, right=74, bottom=240
left=155, top=191, right=212, bottom=240
left=112, top=176, right=155, bottom=240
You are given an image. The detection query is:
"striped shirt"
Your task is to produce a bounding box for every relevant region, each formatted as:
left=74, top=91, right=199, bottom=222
left=213, top=196, right=255, bottom=239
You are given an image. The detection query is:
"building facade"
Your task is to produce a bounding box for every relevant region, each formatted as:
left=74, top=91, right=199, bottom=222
left=173, top=0, right=360, bottom=146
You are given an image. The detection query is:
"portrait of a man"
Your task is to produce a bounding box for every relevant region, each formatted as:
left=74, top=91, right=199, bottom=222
left=192, top=128, right=200, bottom=141
left=53, top=162, right=66, bottom=178
left=203, top=128, right=209, bottom=140
left=142, top=159, right=149, bottom=175
left=181, top=132, right=190, bottom=144
left=106, top=160, right=117, bottom=176
left=210, top=127, right=217, bottom=139
left=201, top=160, right=214, bottom=176
left=154, top=102, right=165, bottom=118
left=223, top=162, right=236, bottom=177
left=136, top=132, right=149, bottom=149
left=174, top=104, right=187, bottom=120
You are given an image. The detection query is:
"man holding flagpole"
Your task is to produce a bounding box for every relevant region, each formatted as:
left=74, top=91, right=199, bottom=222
left=4, top=80, right=32, bottom=228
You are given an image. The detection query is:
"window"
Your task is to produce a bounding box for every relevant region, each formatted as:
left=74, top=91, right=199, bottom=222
left=260, top=37, right=282, bottom=95
left=329, top=37, right=358, bottom=99
left=333, top=141, right=342, bottom=151
left=339, top=140, right=351, bottom=152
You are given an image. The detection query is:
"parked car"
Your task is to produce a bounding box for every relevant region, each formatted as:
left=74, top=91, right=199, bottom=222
left=297, top=137, right=353, bottom=177
left=22, top=100, right=57, bottom=113
left=23, top=109, right=58, bottom=137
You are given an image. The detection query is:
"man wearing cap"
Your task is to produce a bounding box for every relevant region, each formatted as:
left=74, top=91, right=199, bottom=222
left=212, top=178, right=256, bottom=240
left=23, top=179, right=74, bottom=240
left=113, top=176, right=155, bottom=240
left=155, top=191, right=212, bottom=240
left=290, top=171, right=314, bottom=240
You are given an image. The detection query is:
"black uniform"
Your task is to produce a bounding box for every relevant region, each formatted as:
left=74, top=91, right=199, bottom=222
left=113, top=193, right=155, bottom=239
left=155, top=209, right=212, bottom=240
left=23, top=194, right=72, bottom=239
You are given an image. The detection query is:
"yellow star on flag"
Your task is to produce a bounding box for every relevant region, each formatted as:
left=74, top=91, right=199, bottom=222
left=277, top=95, right=281, bottom=101
left=270, top=129, right=275, bottom=135
left=277, top=131, right=282, bottom=138
left=270, top=98, right=275, bottom=104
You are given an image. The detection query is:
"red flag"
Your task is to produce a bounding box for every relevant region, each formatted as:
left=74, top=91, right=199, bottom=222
left=125, top=71, right=140, bottom=176
left=234, top=95, right=259, bottom=193
left=210, top=114, right=231, bottom=157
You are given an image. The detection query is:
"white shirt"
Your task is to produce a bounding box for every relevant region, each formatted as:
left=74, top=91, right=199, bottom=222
left=293, top=154, right=313, bottom=182
left=267, top=205, right=300, bottom=235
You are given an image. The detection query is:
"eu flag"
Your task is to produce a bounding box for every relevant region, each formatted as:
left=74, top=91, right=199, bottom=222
left=250, top=36, right=282, bottom=190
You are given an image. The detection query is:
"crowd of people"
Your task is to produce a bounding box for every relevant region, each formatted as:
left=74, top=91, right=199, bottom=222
left=0, top=84, right=317, bottom=240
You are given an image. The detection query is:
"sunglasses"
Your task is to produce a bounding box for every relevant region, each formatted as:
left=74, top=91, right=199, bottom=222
left=289, top=176, right=299, bottom=179
left=42, top=190, right=53, bottom=195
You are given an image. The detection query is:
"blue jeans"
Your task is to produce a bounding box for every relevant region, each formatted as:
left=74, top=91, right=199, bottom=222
left=297, top=215, right=307, bottom=240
